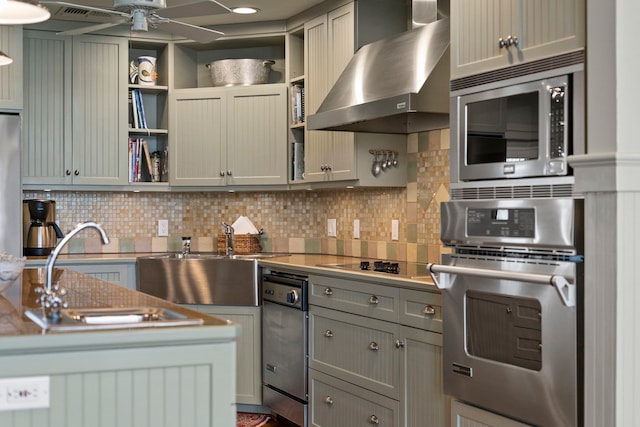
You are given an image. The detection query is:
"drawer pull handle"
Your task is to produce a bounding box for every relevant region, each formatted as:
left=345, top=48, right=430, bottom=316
left=324, top=396, right=334, bottom=405
left=369, top=341, right=379, bottom=351
left=324, top=330, right=334, bottom=338
left=395, top=339, right=405, bottom=349
left=423, top=305, right=436, bottom=316
left=324, top=287, right=333, bottom=296
left=369, top=415, right=380, bottom=424
left=368, top=295, right=379, bottom=305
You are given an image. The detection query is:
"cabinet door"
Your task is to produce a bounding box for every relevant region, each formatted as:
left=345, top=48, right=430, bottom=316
left=226, top=84, right=288, bottom=185
left=451, top=400, right=532, bottom=427
left=23, top=31, right=73, bottom=185
left=452, top=0, right=585, bottom=79
left=400, top=326, right=448, bottom=427
left=0, top=25, right=23, bottom=109
left=188, top=305, right=262, bottom=405
left=170, top=89, right=226, bottom=186
left=64, top=262, right=136, bottom=290
left=71, top=35, right=128, bottom=185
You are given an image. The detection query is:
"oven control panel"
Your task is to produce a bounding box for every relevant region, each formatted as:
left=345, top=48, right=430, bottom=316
left=467, top=208, right=535, bottom=238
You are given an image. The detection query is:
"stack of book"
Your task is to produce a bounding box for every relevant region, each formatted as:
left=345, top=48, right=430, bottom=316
left=291, top=83, right=305, bottom=125
left=130, top=89, right=147, bottom=129
left=128, top=137, right=153, bottom=182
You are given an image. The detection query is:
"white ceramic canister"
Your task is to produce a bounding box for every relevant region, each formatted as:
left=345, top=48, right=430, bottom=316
left=137, top=56, right=157, bottom=85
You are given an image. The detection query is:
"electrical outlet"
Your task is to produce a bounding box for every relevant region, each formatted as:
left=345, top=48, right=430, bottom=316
left=327, top=219, right=337, bottom=237
left=158, top=219, right=169, bottom=237
left=392, top=219, right=399, bottom=241
left=0, top=376, right=50, bottom=411
left=353, top=219, right=360, bottom=239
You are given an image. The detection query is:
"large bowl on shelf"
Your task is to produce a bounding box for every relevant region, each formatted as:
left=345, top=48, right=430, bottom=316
left=206, top=59, right=275, bottom=87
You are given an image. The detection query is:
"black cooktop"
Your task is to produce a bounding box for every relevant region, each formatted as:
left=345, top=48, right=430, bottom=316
left=319, top=260, right=430, bottom=279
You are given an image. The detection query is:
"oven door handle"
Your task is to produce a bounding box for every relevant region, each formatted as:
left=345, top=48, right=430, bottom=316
left=427, top=263, right=576, bottom=307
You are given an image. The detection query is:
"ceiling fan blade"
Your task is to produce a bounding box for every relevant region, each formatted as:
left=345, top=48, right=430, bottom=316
left=40, top=1, right=130, bottom=18
left=155, top=19, right=224, bottom=43
left=156, top=0, right=231, bottom=19
left=56, top=20, right=129, bottom=36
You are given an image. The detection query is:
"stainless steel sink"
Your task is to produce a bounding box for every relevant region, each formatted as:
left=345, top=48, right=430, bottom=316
left=25, top=306, right=204, bottom=332
left=136, top=254, right=262, bottom=306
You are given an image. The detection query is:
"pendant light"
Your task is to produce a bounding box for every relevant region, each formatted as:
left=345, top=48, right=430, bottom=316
left=0, top=51, right=13, bottom=65
left=0, top=0, right=50, bottom=25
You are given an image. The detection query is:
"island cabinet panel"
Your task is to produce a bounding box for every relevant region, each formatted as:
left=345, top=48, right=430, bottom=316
left=0, top=25, right=22, bottom=109
left=185, top=304, right=262, bottom=405
left=0, top=342, right=236, bottom=427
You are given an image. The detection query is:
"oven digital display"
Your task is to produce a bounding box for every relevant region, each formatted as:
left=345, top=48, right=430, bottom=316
left=467, top=208, right=535, bottom=238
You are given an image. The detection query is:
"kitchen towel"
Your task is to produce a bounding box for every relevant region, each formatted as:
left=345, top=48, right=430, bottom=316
left=232, top=216, right=260, bottom=234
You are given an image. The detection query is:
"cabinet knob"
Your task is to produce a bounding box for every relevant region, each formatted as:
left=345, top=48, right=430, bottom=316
left=220, top=171, right=225, bottom=177
left=320, top=164, right=327, bottom=171
left=368, top=295, right=379, bottom=305
left=423, top=305, right=436, bottom=316
left=74, top=170, right=79, bottom=176
left=368, top=341, right=379, bottom=351
left=369, top=415, right=380, bottom=424
left=324, top=396, right=334, bottom=405
left=498, top=37, right=507, bottom=48
left=507, top=35, right=519, bottom=47
left=65, top=169, right=71, bottom=176
left=226, top=170, right=232, bottom=176
left=324, top=287, right=333, bottom=296
left=324, top=330, right=334, bottom=338
left=395, top=339, right=405, bottom=349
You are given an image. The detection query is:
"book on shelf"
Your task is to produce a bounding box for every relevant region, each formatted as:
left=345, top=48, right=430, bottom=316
left=130, top=89, right=147, bottom=129
left=128, top=137, right=153, bottom=182
left=290, top=83, right=305, bottom=125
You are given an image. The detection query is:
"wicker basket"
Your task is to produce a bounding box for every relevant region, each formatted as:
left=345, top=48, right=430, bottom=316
left=217, top=233, right=261, bottom=254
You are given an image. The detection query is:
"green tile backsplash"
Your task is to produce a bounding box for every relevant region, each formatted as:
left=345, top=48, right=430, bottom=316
left=23, top=130, right=450, bottom=263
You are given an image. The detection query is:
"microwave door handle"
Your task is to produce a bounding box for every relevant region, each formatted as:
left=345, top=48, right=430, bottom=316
left=426, top=263, right=576, bottom=307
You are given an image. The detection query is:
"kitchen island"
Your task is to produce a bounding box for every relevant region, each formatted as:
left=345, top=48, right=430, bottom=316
left=0, top=268, right=238, bottom=427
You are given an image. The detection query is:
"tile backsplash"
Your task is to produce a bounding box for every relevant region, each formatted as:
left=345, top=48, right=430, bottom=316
left=23, top=129, right=450, bottom=263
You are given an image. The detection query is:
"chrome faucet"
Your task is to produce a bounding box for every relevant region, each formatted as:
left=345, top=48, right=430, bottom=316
left=182, top=236, right=191, bottom=255
left=221, top=222, right=234, bottom=256
left=38, top=221, right=110, bottom=322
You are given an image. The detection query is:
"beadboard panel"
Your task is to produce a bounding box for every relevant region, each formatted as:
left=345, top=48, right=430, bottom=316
left=0, top=341, right=235, bottom=427
left=22, top=32, right=70, bottom=184
left=0, top=25, right=22, bottom=109
left=227, top=85, right=287, bottom=185
left=309, top=306, right=400, bottom=399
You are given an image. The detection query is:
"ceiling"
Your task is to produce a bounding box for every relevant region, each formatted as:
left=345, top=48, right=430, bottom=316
left=44, top=0, right=328, bottom=27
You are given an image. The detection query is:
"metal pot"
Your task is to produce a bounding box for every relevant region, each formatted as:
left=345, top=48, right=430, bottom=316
left=206, top=59, right=275, bottom=87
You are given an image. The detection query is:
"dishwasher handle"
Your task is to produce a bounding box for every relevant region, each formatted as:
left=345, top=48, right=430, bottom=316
left=427, top=263, right=576, bottom=307
left=263, top=272, right=308, bottom=287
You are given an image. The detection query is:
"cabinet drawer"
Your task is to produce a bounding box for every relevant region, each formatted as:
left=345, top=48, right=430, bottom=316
left=309, top=274, right=399, bottom=322
left=309, top=369, right=399, bottom=427
left=399, top=289, right=443, bottom=333
left=310, top=306, right=400, bottom=399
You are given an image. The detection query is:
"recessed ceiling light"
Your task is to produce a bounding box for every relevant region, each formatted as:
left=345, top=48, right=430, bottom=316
left=232, top=6, right=259, bottom=15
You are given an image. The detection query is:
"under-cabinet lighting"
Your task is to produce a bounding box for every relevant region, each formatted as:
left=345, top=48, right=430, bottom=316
left=232, top=6, right=259, bottom=14
left=0, top=51, right=12, bottom=66
left=0, top=0, right=50, bottom=25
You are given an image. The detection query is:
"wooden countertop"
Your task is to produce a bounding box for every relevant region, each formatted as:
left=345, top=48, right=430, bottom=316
left=0, top=268, right=235, bottom=340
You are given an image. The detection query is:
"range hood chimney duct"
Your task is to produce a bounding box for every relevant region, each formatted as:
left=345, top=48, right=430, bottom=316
left=307, top=0, right=450, bottom=135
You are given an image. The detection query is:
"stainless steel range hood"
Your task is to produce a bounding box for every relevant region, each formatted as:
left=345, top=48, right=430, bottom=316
left=307, top=16, right=450, bottom=135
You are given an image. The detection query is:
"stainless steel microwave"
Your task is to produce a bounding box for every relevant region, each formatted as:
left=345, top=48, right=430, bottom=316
left=450, top=66, right=584, bottom=183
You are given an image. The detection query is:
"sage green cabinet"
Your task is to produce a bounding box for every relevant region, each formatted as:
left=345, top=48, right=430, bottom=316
left=0, top=25, right=23, bottom=109
left=451, top=0, right=585, bottom=79
left=22, top=31, right=128, bottom=186
left=451, top=400, right=532, bottom=427
left=308, top=274, right=447, bottom=427
left=304, top=3, right=355, bottom=182
left=169, top=84, right=287, bottom=187
left=183, top=305, right=262, bottom=405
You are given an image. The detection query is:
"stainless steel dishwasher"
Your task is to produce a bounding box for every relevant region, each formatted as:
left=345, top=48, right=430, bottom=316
left=262, top=270, right=308, bottom=427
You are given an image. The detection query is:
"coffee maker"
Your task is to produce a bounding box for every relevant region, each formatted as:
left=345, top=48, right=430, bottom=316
left=23, top=199, right=64, bottom=256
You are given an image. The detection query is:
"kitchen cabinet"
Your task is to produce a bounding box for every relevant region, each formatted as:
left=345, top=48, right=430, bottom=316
left=451, top=0, right=585, bottom=79
left=183, top=305, right=262, bottom=406
left=22, top=30, right=128, bottom=186
left=64, top=262, right=137, bottom=290
left=451, top=400, right=531, bottom=427
left=308, top=274, right=447, bottom=427
left=0, top=25, right=23, bottom=109
left=169, top=84, right=287, bottom=187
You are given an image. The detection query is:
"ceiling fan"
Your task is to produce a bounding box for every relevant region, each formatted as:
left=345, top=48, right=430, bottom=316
left=40, top=0, right=232, bottom=43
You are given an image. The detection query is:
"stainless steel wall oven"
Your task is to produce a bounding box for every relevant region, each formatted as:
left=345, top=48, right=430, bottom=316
left=262, top=270, right=309, bottom=427
left=428, top=198, right=583, bottom=426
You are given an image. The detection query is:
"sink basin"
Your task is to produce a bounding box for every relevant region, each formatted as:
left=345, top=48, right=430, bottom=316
left=136, top=254, right=262, bottom=306
left=25, top=306, right=204, bottom=332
